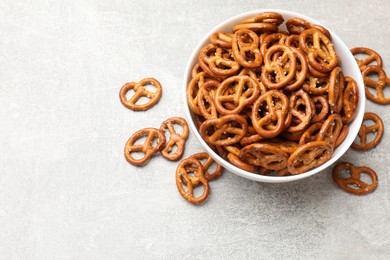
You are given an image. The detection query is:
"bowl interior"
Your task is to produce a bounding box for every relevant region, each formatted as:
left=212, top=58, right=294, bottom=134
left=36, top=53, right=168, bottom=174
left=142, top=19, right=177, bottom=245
left=183, top=9, right=365, bottom=183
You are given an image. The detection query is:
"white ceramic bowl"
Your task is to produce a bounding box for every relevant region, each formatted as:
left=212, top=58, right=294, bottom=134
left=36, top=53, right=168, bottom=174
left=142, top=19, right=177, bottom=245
left=183, top=9, right=365, bottom=183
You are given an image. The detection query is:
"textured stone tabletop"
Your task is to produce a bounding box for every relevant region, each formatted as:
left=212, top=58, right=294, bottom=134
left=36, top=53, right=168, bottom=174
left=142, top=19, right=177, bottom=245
left=1, top=0, right=390, bottom=259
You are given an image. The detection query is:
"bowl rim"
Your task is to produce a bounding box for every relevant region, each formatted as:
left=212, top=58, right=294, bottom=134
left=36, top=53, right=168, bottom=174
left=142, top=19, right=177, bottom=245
left=182, top=9, right=365, bottom=183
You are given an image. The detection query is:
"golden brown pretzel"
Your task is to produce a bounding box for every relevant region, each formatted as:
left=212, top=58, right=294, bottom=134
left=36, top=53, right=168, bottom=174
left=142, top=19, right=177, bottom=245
left=176, top=158, right=210, bottom=204
left=124, top=128, right=166, bottom=166
left=332, top=162, right=378, bottom=195
left=311, top=96, right=329, bottom=123
left=199, top=44, right=240, bottom=77
left=197, top=48, right=227, bottom=81
left=286, top=17, right=312, bottom=35
left=350, top=47, right=383, bottom=71
left=361, top=65, right=390, bottom=105
left=189, top=152, right=224, bottom=181
left=261, top=44, right=297, bottom=89
left=299, top=28, right=337, bottom=73
left=242, top=12, right=284, bottom=25
left=187, top=72, right=208, bottom=115
left=119, top=78, right=162, bottom=111
left=284, top=47, right=309, bottom=91
left=197, top=80, right=220, bottom=119
left=199, top=114, right=248, bottom=146
left=251, top=90, right=289, bottom=138
left=341, top=76, right=359, bottom=124
left=287, top=141, right=333, bottom=175
left=159, top=117, right=189, bottom=161
left=210, top=32, right=233, bottom=48
left=351, top=112, right=384, bottom=151
left=215, top=75, right=260, bottom=115
left=232, top=29, right=262, bottom=68
left=328, top=67, right=344, bottom=113
left=240, top=143, right=289, bottom=170
left=317, top=114, right=343, bottom=147
left=287, top=89, right=314, bottom=132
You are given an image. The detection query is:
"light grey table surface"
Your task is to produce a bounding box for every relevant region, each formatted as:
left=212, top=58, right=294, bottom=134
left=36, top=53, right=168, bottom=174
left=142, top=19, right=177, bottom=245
left=1, top=0, right=390, bottom=259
